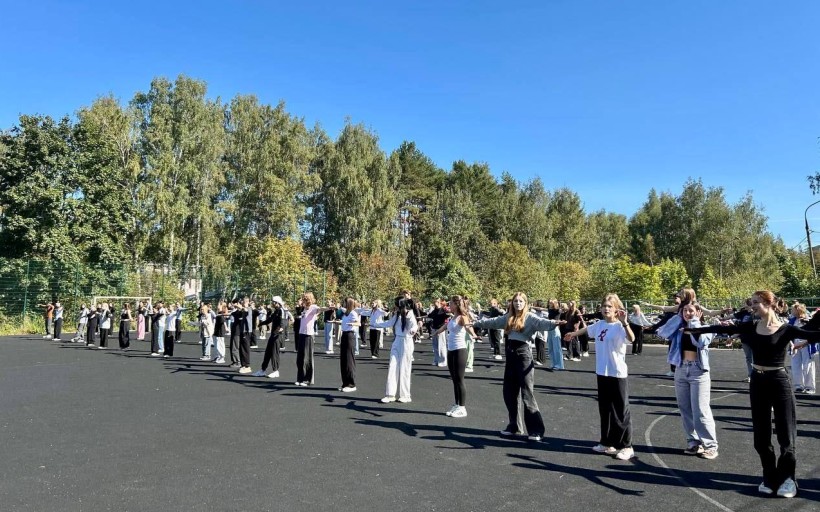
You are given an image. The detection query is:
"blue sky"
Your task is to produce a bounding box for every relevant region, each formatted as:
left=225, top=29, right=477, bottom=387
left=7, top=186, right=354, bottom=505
left=2, top=1, right=819, bottom=248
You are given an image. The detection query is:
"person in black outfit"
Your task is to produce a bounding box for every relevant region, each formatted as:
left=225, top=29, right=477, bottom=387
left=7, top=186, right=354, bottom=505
left=684, top=290, right=820, bottom=499
left=149, top=302, right=163, bottom=355
left=86, top=305, right=100, bottom=347
left=485, top=299, right=505, bottom=360
left=254, top=296, right=285, bottom=378
left=428, top=298, right=450, bottom=367
left=229, top=301, right=246, bottom=368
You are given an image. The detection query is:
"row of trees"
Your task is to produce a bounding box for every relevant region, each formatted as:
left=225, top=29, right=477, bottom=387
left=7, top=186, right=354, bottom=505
left=1, top=75, right=816, bottom=304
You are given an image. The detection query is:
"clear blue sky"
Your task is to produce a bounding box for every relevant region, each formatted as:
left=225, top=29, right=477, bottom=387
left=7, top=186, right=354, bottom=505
left=2, top=1, right=819, bottom=248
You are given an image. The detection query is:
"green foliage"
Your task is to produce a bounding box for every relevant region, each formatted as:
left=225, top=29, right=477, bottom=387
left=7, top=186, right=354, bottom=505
left=0, top=74, right=809, bottom=319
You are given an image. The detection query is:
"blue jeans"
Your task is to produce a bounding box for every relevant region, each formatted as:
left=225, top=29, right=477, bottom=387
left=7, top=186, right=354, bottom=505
left=157, top=325, right=166, bottom=351
left=324, top=324, right=335, bottom=352
left=547, top=328, right=563, bottom=369
left=201, top=334, right=212, bottom=357
left=674, top=361, right=718, bottom=450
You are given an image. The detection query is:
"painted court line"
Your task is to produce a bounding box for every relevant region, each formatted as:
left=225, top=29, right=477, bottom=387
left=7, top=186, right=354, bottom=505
left=644, top=392, right=739, bottom=512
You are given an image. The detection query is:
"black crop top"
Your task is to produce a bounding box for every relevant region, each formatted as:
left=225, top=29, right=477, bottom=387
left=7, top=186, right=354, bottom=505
left=685, top=321, right=820, bottom=367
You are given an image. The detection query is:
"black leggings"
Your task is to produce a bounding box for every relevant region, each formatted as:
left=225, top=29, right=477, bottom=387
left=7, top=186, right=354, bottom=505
left=340, top=331, right=356, bottom=388
left=448, top=348, right=467, bottom=406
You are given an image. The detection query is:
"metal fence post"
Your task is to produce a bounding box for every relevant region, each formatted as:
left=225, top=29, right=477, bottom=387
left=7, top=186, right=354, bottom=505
left=22, top=259, right=31, bottom=317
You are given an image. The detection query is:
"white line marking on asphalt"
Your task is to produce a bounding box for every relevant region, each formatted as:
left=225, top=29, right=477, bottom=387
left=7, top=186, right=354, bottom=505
left=644, top=392, right=739, bottom=512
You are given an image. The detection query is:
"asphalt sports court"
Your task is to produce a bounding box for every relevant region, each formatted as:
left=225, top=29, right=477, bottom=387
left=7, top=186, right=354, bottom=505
left=0, top=332, right=817, bottom=512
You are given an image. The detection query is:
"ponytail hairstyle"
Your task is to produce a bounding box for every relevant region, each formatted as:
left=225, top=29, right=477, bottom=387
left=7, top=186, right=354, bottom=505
left=506, top=292, right=530, bottom=332
left=450, top=295, right=469, bottom=326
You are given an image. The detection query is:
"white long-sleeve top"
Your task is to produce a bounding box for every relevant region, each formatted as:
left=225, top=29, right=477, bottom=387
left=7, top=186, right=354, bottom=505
left=357, top=308, right=388, bottom=331
left=628, top=312, right=653, bottom=327
left=371, top=311, right=418, bottom=337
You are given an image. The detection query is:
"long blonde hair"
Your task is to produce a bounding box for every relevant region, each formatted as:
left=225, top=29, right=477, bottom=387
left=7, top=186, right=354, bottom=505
left=302, top=292, right=316, bottom=307
left=506, top=292, right=530, bottom=332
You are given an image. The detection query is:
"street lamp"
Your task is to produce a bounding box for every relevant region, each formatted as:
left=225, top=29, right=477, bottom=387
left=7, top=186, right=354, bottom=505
left=804, top=199, right=820, bottom=277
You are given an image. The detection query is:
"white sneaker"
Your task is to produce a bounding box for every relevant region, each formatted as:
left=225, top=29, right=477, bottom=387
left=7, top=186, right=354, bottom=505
left=157, top=349, right=164, bottom=354
left=199, top=356, right=210, bottom=361
left=527, top=434, right=542, bottom=442
left=326, top=350, right=334, bottom=354
left=214, top=358, right=226, bottom=364
left=43, top=335, right=52, bottom=339
left=249, top=345, right=258, bottom=349
left=150, top=352, right=160, bottom=357
left=582, top=352, right=589, bottom=357
left=592, top=444, right=617, bottom=454
left=267, top=371, right=279, bottom=378
left=163, top=354, right=169, bottom=358
left=251, top=369, right=267, bottom=377
left=776, top=478, right=797, bottom=498
left=465, top=368, right=474, bottom=373
left=445, top=404, right=459, bottom=416
left=371, top=355, right=378, bottom=359
left=758, top=482, right=774, bottom=495
left=494, top=355, right=503, bottom=360
left=665, top=371, right=675, bottom=377
left=238, top=367, right=252, bottom=374
left=437, top=363, right=447, bottom=367
left=342, top=386, right=357, bottom=392
left=396, top=397, right=412, bottom=403
left=450, top=406, right=467, bottom=418
left=615, top=447, right=634, bottom=460
left=381, top=396, right=396, bottom=403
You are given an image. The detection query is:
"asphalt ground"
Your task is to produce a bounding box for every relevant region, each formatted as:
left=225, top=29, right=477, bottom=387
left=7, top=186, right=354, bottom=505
left=0, top=331, right=818, bottom=512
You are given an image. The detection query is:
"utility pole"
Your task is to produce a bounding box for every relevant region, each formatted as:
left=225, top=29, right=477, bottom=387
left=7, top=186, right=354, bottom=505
left=805, top=200, right=820, bottom=278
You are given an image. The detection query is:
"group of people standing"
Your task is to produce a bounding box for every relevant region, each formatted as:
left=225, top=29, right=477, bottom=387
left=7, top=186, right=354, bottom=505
left=36, top=284, right=818, bottom=500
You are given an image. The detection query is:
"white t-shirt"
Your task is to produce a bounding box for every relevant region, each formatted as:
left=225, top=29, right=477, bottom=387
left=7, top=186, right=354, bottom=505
left=340, top=310, right=360, bottom=332
left=587, top=320, right=630, bottom=378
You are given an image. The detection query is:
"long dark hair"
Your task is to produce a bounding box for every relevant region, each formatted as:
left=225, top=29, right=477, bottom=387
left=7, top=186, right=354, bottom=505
left=393, top=295, right=412, bottom=332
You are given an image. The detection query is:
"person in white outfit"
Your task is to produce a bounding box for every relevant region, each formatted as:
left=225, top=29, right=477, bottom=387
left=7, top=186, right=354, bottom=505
left=790, top=303, right=816, bottom=394
left=371, top=296, right=419, bottom=403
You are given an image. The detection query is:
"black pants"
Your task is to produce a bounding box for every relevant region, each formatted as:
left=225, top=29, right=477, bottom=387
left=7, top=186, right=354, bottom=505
left=579, top=334, right=589, bottom=353
left=249, top=330, right=258, bottom=347
left=630, top=324, right=643, bottom=354
left=150, top=323, right=159, bottom=352
left=54, top=318, right=63, bottom=340
left=164, top=331, right=175, bottom=357
left=750, top=368, right=796, bottom=487
left=229, top=328, right=241, bottom=364
left=534, top=335, right=547, bottom=364
left=340, top=331, right=356, bottom=388
left=358, top=323, right=368, bottom=347
left=489, top=329, right=502, bottom=356
left=261, top=332, right=281, bottom=372
left=99, top=328, right=110, bottom=348
left=597, top=375, right=632, bottom=449
left=296, top=334, right=314, bottom=384
left=448, top=348, right=467, bottom=406
left=118, top=320, right=130, bottom=349
left=239, top=332, right=251, bottom=367
left=175, top=319, right=182, bottom=341
left=369, top=329, right=381, bottom=357
left=566, top=336, right=581, bottom=359
left=503, top=341, right=545, bottom=436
